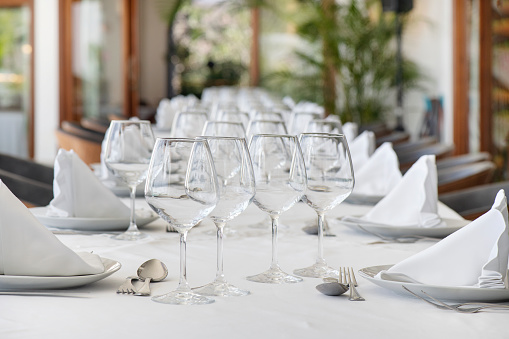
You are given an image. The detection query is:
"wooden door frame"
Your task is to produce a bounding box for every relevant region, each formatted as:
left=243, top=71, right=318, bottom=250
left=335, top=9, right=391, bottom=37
left=59, top=0, right=138, bottom=123
left=0, top=0, right=34, bottom=158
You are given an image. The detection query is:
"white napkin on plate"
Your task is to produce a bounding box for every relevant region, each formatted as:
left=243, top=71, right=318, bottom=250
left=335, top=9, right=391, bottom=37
left=48, top=149, right=130, bottom=218
left=348, top=130, right=375, bottom=173
left=377, top=189, right=509, bottom=288
left=342, top=155, right=443, bottom=227
left=0, top=180, right=104, bottom=276
left=353, top=142, right=402, bottom=196
left=342, top=122, right=358, bottom=144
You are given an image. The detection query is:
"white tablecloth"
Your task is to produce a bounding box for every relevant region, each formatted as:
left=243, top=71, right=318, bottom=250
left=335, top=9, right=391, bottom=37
left=1, top=200, right=507, bottom=339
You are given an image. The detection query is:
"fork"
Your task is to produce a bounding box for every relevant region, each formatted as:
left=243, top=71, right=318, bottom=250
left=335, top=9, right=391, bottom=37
left=116, top=276, right=138, bottom=294
left=340, top=267, right=365, bottom=301
left=402, top=286, right=509, bottom=313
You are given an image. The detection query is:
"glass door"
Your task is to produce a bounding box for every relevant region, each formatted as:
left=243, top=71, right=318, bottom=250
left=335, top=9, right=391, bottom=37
left=0, top=0, right=33, bottom=158
left=60, top=0, right=137, bottom=122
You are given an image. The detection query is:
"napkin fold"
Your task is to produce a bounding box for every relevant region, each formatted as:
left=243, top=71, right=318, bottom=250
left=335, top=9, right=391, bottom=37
left=342, top=122, right=358, bottom=144
left=353, top=142, right=402, bottom=196
left=155, top=95, right=199, bottom=130
left=348, top=130, right=375, bottom=173
left=0, top=180, right=104, bottom=276
left=377, top=189, right=509, bottom=288
left=342, top=155, right=442, bottom=227
left=48, top=149, right=130, bottom=218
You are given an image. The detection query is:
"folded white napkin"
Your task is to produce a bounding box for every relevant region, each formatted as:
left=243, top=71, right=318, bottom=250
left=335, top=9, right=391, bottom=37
left=0, top=180, right=104, bottom=276
left=377, top=189, right=509, bottom=288
left=48, top=149, right=130, bottom=218
left=342, top=155, right=443, bottom=227
left=342, top=122, right=358, bottom=144
left=353, top=142, right=402, bottom=196
left=348, top=130, right=375, bottom=173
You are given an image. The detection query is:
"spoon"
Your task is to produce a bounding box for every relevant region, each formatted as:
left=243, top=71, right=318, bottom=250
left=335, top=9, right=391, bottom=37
left=315, top=282, right=349, bottom=296
left=134, top=259, right=168, bottom=296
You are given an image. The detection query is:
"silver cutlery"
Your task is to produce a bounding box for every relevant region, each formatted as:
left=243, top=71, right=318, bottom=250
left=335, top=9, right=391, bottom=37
left=341, top=267, right=365, bottom=301
left=134, top=259, right=168, bottom=296
left=402, top=286, right=509, bottom=313
left=116, top=276, right=138, bottom=294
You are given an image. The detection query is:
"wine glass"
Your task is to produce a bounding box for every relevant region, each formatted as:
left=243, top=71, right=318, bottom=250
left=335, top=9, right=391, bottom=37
left=250, top=110, right=284, bottom=122
left=145, top=138, right=220, bottom=305
left=289, top=111, right=321, bottom=135
left=306, top=119, right=343, bottom=134
left=170, top=111, right=209, bottom=137
left=202, top=121, right=246, bottom=138
left=103, top=120, right=155, bottom=240
left=215, top=110, right=250, bottom=129
left=193, top=136, right=255, bottom=296
left=293, top=133, right=355, bottom=278
left=245, top=120, right=288, bottom=142
left=247, top=134, right=307, bottom=284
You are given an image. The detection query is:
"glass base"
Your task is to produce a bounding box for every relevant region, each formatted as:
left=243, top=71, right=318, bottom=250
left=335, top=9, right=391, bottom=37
left=193, top=281, right=250, bottom=297
left=113, top=229, right=147, bottom=241
left=152, top=290, right=215, bottom=305
left=246, top=266, right=303, bottom=284
left=293, top=262, right=339, bottom=279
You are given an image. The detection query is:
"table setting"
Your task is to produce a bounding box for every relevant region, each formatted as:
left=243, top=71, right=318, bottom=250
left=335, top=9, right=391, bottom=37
left=2, top=88, right=509, bottom=338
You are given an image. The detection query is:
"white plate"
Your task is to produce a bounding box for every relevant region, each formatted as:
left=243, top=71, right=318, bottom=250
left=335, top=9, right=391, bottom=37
left=338, top=217, right=470, bottom=238
left=345, top=193, right=383, bottom=205
left=359, top=265, right=509, bottom=302
left=0, top=257, right=121, bottom=290
left=30, top=206, right=158, bottom=231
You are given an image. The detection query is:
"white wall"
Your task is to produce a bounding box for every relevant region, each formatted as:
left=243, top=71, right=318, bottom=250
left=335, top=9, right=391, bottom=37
left=401, top=0, right=453, bottom=143
left=34, top=0, right=59, bottom=165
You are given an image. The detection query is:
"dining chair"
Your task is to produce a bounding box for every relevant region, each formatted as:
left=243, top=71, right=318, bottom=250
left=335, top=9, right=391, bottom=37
left=437, top=161, right=496, bottom=195
left=399, top=143, right=454, bottom=172
left=0, top=153, right=54, bottom=207
left=436, top=152, right=491, bottom=170
left=375, top=131, right=410, bottom=147
left=55, top=122, right=103, bottom=166
left=439, top=181, right=509, bottom=220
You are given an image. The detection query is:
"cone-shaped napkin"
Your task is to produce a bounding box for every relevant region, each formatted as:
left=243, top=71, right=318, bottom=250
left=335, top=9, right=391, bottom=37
left=353, top=142, right=402, bottom=196
left=48, top=149, right=130, bottom=218
left=342, top=122, right=358, bottom=144
left=342, top=155, right=442, bottom=227
left=0, top=180, right=104, bottom=276
left=349, top=131, right=375, bottom=173
left=377, top=189, right=509, bottom=288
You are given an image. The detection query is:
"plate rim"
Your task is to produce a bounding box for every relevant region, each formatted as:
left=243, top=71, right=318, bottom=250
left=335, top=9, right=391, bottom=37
left=29, top=206, right=158, bottom=231
left=0, top=257, right=121, bottom=290
left=339, top=217, right=469, bottom=237
left=359, top=264, right=509, bottom=302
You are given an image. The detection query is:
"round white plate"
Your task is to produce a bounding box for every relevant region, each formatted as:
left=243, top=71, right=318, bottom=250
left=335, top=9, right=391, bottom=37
left=0, top=257, right=121, bottom=290
left=359, top=265, right=509, bottom=302
left=30, top=206, right=158, bottom=231
left=338, top=217, right=470, bottom=238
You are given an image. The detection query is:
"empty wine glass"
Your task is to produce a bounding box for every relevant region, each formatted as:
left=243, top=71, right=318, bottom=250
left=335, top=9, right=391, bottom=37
left=193, top=137, right=255, bottom=296
left=306, top=119, right=343, bottom=134
left=215, top=110, right=250, bottom=129
left=171, top=111, right=209, bottom=137
left=202, top=121, right=246, bottom=138
left=104, top=120, right=155, bottom=240
left=289, top=112, right=321, bottom=135
left=294, top=133, right=354, bottom=278
left=250, top=110, right=284, bottom=122
left=145, top=138, right=220, bottom=305
left=245, top=120, right=288, bottom=142
left=247, top=134, right=307, bottom=284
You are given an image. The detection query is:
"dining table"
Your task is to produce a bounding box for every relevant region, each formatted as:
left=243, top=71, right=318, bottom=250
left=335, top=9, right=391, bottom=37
left=1, top=197, right=507, bottom=339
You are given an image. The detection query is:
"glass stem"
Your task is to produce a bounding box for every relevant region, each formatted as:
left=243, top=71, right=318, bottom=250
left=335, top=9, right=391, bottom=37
left=269, top=215, right=280, bottom=270
left=214, top=221, right=226, bottom=283
left=126, top=184, right=138, bottom=233
left=316, top=212, right=326, bottom=265
left=177, top=230, right=191, bottom=292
